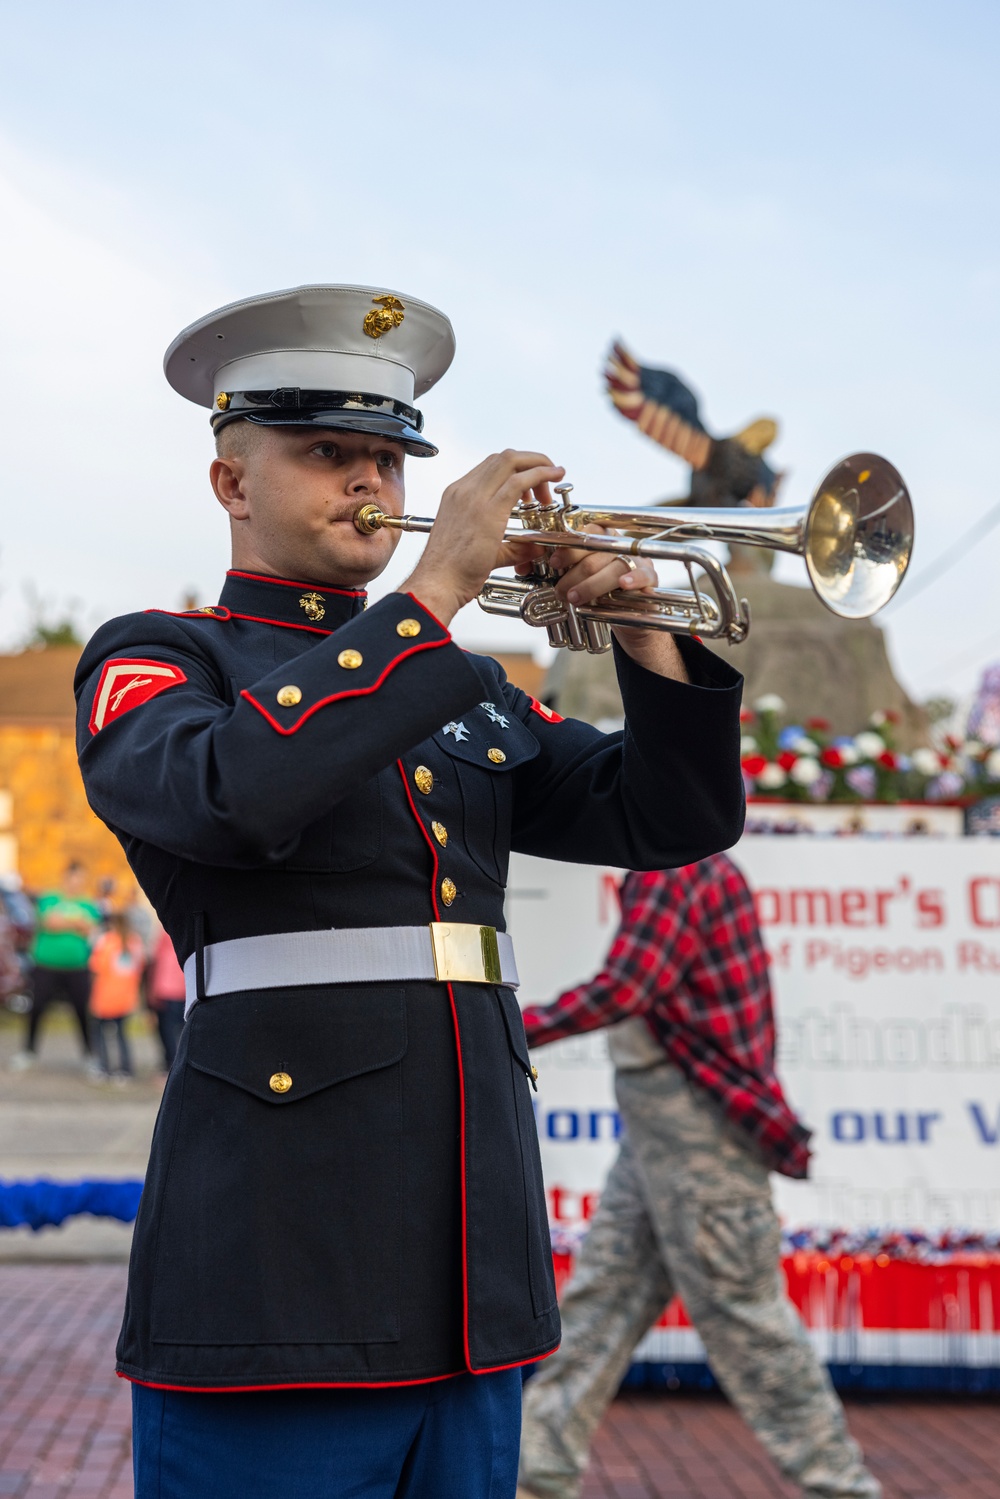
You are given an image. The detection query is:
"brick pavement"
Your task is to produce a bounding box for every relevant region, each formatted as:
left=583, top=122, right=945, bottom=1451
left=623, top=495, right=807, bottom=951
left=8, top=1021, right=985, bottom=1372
left=2, top=1266, right=999, bottom=1498
left=0, top=1267, right=131, bottom=1499
left=580, top=1393, right=1000, bottom=1498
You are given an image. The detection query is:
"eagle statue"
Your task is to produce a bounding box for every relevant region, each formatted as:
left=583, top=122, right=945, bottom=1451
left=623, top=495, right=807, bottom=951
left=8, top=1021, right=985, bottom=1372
left=604, top=341, right=781, bottom=510
left=547, top=339, right=924, bottom=749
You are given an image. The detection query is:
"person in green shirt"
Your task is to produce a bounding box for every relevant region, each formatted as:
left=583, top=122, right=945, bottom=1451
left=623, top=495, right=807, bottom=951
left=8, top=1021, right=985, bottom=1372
left=10, top=862, right=102, bottom=1071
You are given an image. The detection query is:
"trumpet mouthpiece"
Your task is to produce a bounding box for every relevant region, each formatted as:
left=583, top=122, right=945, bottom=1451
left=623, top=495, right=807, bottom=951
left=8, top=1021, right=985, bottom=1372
left=353, top=503, right=386, bottom=535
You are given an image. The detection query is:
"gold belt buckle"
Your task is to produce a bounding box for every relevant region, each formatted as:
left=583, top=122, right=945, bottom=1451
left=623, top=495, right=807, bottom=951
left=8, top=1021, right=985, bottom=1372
left=429, top=922, right=502, bottom=984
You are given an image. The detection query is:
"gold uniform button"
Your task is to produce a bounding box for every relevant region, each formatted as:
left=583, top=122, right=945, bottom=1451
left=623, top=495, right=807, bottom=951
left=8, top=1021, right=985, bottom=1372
left=276, top=685, right=302, bottom=707
left=440, top=878, right=457, bottom=907
left=396, top=618, right=421, bottom=638
left=531, top=1066, right=539, bottom=1083
left=414, top=766, right=434, bottom=795
left=338, top=649, right=363, bottom=669
left=215, top=392, right=231, bottom=411
left=269, top=1072, right=292, bottom=1094
left=487, top=747, right=507, bottom=764
left=431, top=821, right=448, bottom=847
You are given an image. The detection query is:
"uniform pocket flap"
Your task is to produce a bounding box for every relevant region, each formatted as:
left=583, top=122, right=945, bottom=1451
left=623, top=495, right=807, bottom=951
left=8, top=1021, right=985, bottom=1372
left=433, top=708, right=538, bottom=772
left=186, top=985, right=406, bottom=1104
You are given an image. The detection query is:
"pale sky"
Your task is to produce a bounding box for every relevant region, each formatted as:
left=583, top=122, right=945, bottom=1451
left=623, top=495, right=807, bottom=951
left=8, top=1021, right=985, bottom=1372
left=0, top=0, right=997, bottom=701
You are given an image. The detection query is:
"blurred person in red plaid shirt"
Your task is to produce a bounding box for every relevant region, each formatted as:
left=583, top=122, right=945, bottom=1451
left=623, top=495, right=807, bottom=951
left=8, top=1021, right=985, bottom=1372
left=517, top=853, right=880, bottom=1499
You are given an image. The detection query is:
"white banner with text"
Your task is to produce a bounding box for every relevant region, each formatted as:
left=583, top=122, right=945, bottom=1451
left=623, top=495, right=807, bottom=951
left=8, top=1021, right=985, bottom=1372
left=507, top=839, right=1000, bottom=1235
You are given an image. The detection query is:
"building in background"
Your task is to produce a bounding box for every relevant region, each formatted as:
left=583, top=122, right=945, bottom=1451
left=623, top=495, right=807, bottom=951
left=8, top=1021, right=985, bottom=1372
left=0, top=647, right=132, bottom=892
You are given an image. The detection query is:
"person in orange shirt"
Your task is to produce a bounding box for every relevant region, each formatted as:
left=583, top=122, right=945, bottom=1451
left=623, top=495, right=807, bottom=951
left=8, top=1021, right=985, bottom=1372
left=88, top=911, right=145, bottom=1082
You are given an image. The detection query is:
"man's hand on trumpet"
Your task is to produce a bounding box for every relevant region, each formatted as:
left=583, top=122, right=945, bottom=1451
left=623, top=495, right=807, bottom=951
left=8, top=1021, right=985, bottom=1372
left=402, top=449, right=689, bottom=685
left=536, top=527, right=689, bottom=684
left=401, top=449, right=561, bottom=628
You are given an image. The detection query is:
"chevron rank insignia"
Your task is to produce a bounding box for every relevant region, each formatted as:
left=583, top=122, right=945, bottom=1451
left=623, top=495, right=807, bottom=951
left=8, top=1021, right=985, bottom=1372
left=89, top=658, right=188, bottom=736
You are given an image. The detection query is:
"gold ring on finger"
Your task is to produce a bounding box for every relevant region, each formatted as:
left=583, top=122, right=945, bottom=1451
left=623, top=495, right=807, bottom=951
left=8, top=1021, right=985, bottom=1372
left=620, top=557, right=639, bottom=573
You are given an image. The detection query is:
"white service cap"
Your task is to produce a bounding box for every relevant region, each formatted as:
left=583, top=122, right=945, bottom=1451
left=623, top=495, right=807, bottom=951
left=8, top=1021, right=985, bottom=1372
left=163, top=284, right=456, bottom=455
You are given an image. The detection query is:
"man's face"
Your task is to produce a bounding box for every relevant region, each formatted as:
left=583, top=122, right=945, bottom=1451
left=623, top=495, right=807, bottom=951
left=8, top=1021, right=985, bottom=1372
left=63, top=867, right=86, bottom=897
left=211, top=427, right=407, bottom=589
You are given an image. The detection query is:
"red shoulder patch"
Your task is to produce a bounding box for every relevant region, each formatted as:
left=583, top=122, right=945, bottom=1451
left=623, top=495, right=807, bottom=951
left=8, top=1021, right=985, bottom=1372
left=528, top=697, right=564, bottom=724
left=89, top=658, right=187, bottom=736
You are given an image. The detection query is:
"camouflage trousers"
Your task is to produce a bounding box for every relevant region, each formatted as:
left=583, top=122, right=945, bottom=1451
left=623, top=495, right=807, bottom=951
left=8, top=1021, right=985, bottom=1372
left=519, top=1063, right=881, bottom=1499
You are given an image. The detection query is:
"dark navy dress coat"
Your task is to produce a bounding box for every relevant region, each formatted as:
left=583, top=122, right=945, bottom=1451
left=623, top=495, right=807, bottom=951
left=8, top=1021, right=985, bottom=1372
left=75, top=569, right=744, bottom=1390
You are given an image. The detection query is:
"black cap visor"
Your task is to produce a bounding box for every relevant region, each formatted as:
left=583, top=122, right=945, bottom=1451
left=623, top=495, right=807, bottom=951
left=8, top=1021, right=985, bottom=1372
left=211, top=389, right=437, bottom=457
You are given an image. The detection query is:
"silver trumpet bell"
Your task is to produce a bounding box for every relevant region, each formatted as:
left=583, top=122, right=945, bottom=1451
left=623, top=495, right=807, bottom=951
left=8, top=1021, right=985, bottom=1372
left=354, top=452, right=913, bottom=654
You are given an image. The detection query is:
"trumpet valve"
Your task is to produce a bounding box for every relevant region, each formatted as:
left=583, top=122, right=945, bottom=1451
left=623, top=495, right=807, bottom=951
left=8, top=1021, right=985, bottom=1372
left=583, top=618, right=613, bottom=654
left=519, top=585, right=568, bottom=630
left=514, top=496, right=541, bottom=527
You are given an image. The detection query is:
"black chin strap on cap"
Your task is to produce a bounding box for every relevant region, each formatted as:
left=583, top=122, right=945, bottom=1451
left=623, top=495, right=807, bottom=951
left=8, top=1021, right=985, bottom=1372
left=219, top=388, right=424, bottom=428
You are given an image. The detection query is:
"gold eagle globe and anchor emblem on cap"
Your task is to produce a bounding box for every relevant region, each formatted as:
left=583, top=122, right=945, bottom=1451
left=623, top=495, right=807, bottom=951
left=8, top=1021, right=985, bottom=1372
left=363, top=294, right=405, bottom=340
left=298, top=591, right=327, bottom=622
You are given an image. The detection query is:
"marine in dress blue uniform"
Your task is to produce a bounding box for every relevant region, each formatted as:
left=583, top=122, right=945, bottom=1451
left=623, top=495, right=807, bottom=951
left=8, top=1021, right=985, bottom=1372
left=74, top=285, right=746, bottom=1498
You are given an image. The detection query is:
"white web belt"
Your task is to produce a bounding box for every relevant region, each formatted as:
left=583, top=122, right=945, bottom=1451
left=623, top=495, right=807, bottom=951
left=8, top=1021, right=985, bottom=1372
left=183, top=922, right=519, bottom=1016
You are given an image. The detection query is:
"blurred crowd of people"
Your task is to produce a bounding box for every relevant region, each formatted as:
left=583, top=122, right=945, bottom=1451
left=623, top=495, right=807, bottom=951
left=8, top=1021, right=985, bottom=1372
left=1, top=860, right=185, bottom=1083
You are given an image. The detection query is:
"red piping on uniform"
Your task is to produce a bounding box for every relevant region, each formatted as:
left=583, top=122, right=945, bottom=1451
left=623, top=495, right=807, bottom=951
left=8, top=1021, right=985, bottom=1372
left=227, top=611, right=333, bottom=636
left=446, top=977, right=473, bottom=1370
left=396, top=760, right=480, bottom=1368
left=469, top=1346, right=558, bottom=1375
left=404, top=591, right=448, bottom=632
left=396, top=760, right=560, bottom=1375
left=144, top=607, right=232, bottom=621
left=226, top=569, right=367, bottom=598
left=120, top=1346, right=554, bottom=1391
left=122, top=1371, right=460, bottom=1393
left=242, top=638, right=451, bottom=734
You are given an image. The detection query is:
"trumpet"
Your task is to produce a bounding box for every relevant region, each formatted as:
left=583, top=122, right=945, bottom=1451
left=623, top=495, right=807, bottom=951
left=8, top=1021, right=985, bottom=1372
left=353, top=452, right=913, bottom=654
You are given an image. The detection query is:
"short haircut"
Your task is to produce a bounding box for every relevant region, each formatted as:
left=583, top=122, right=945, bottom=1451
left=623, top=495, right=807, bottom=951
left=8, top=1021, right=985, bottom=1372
left=214, top=419, right=268, bottom=461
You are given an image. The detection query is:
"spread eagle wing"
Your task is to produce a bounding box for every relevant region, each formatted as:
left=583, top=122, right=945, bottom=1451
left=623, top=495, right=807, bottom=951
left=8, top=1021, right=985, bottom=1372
left=604, top=341, right=713, bottom=471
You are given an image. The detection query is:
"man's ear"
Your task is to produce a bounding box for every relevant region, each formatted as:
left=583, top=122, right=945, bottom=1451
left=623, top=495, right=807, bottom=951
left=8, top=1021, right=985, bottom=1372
left=210, top=456, right=251, bottom=521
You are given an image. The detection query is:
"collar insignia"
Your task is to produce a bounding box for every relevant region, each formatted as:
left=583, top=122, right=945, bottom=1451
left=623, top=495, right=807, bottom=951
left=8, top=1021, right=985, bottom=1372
left=443, top=720, right=470, bottom=743
left=299, top=591, right=327, bottom=622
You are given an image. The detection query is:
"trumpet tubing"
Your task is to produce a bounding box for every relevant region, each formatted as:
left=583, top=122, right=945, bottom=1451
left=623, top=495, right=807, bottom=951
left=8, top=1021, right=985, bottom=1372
left=353, top=452, right=913, bottom=654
